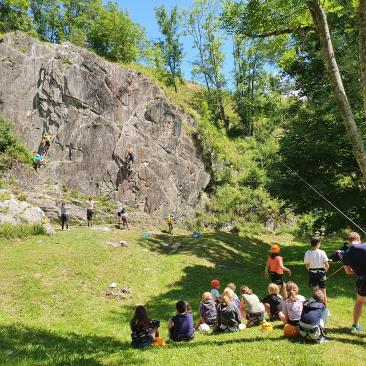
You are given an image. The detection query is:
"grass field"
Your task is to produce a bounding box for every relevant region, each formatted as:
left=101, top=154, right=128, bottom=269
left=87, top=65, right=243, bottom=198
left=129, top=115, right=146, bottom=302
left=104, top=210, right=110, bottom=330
left=0, top=226, right=365, bottom=365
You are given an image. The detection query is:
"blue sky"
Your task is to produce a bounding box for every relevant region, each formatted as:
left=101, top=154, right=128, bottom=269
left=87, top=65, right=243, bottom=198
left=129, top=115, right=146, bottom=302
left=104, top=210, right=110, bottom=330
left=115, top=0, right=234, bottom=82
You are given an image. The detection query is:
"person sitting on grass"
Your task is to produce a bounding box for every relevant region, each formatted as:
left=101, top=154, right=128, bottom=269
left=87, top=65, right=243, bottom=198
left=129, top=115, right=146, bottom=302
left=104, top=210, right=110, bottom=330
left=299, top=290, right=329, bottom=343
left=210, top=279, right=221, bottom=304
left=264, top=244, right=291, bottom=297
left=130, top=305, right=160, bottom=348
left=168, top=300, right=195, bottom=342
left=278, top=281, right=306, bottom=327
left=196, top=292, right=217, bottom=329
left=240, top=286, right=265, bottom=327
left=227, top=282, right=240, bottom=309
left=216, top=288, right=242, bottom=333
left=262, top=283, right=285, bottom=321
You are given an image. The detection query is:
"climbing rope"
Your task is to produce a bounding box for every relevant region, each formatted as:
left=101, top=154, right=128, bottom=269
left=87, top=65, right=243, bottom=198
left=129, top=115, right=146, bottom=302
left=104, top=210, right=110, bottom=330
left=280, top=161, right=366, bottom=235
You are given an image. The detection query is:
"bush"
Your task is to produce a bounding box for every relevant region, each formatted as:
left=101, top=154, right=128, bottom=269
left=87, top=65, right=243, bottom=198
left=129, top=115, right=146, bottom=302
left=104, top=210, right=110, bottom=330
left=0, top=223, right=47, bottom=239
left=0, top=118, right=32, bottom=169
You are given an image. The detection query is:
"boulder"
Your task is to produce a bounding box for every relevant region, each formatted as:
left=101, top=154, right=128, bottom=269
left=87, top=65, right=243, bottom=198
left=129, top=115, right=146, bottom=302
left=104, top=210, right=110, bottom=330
left=0, top=189, right=54, bottom=233
left=0, top=32, right=210, bottom=218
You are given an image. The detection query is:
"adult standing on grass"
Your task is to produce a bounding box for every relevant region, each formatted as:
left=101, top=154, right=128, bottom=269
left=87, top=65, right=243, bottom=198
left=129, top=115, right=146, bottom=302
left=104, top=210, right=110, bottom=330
left=86, top=197, right=94, bottom=227
left=342, top=231, right=366, bottom=334
left=60, top=202, right=69, bottom=231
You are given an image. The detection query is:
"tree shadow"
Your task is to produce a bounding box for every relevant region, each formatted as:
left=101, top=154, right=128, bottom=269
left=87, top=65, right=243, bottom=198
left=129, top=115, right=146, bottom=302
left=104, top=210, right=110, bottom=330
left=0, top=324, right=143, bottom=366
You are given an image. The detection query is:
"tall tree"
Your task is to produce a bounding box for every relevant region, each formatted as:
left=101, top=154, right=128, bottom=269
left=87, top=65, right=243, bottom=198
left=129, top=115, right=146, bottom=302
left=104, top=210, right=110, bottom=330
left=0, top=0, right=34, bottom=33
left=223, top=0, right=366, bottom=181
left=154, top=5, right=184, bottom=92
left=184, top=0, right=228, bottom=128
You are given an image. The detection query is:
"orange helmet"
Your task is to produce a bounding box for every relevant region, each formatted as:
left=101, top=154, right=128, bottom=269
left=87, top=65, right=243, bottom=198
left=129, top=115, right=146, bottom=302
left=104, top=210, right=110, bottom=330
left=271, top=244, right=281, bottom=254
left=283, top=324, right=299, bottom=338
left=211, top=279, right=220, bottom=289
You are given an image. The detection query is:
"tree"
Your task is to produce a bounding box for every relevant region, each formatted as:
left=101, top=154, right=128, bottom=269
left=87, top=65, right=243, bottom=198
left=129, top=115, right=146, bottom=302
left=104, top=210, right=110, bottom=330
left=223, top=0, right=366, bottom=181
left=87, top=1, right=145, bottom=63
left=0, top=0, right=34, bottom=33
left=184, top=0, right=228, bottom=128
left=154, top=5, right=184, bottom=92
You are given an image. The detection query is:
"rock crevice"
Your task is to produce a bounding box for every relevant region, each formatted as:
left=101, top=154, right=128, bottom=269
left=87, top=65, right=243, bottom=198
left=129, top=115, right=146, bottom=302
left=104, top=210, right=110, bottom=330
left=0, top=32, right=210, bottom=216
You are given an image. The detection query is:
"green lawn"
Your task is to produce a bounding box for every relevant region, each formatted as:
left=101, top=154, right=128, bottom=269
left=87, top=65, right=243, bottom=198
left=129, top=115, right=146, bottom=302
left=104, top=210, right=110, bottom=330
left=0, top=227, right=365, bottom=365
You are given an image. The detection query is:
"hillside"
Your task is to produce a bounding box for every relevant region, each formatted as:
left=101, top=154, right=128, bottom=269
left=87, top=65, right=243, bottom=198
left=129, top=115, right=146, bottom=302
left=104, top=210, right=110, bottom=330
left=0, top=228, right=364, bottom=365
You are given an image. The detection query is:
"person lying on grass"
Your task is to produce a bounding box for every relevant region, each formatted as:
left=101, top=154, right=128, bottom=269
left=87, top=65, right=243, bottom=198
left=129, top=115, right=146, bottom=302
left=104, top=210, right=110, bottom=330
left=278, top=281, right=306, bottom=327
left=262, top=283, right=285, bottom=321
left=196, top=292, right=217, bottom=329
left=240, top=286, right=265, bottom=327
left=216, top=288, right=243, bottom=333
left=130, top=305, right=160, bottom=348
left=168, top=300, right=195, bottom=342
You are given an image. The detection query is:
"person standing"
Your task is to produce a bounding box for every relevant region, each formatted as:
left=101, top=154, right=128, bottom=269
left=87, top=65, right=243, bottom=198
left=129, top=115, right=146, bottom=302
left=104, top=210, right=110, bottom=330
left=304, top=236, right=329, bottom=304
left=342, top=232, right=365, bottom=334
left=60, top=202, right=69, bottom=231
left=86, top=197, right=94, bottom=227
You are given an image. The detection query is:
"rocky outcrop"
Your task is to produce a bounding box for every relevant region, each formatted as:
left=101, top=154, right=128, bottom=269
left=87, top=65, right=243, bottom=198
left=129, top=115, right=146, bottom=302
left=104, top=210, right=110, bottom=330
left=0, top=32, right=209, bottom=217
left=0, top=189, right=54, bottom=234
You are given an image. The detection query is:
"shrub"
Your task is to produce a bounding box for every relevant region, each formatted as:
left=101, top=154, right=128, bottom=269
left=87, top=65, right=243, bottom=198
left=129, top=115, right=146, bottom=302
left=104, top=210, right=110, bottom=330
left=0, top=223, right=47, bottom=239
left=0, top=118, right=32, bottom=169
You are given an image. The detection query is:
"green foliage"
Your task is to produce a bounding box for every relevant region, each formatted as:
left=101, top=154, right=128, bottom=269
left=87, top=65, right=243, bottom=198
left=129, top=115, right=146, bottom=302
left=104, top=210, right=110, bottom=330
left=294, top=213, right=318, bottom=238
left=154, top=5, right=183, bottom=92
left=0, top=191, right=11, bottom=200
left=0, top=222, right=46, bottom=239
left=0, top=0, right=35, bottom=33
left=0, top=118, right=32, bottom=170
left=87, top=1, right=145, bottom=63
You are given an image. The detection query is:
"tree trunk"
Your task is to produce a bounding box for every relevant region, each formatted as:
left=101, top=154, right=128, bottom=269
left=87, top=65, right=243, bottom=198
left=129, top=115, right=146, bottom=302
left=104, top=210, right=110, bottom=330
left=307, top=0, right=366, bottom=180
left=359, top=0, right=366, bottom=119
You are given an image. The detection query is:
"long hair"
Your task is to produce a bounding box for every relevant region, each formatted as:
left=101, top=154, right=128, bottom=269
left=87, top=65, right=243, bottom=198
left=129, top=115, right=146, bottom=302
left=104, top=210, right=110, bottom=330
left=240, top=286, right=253, bottom=296
left=286, top=282, right=298, bottom=302
left=130, top=305, right=150, bottom=331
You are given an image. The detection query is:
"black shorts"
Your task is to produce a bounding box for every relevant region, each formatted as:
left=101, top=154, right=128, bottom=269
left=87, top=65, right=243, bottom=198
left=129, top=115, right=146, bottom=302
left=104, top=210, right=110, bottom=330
left=356, top=277, right=366, bottom=296
left=61, top=214, right=68, bottom=222
left=87, top=209, right=93, bottom=221
left=308, top=269, right=326, bottom=289
left=270, top=272, right=284, bottom=286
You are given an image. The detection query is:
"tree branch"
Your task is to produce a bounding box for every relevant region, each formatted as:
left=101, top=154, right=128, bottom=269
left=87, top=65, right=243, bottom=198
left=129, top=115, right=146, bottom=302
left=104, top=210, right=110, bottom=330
left=242, top=25, right=315, bottom=38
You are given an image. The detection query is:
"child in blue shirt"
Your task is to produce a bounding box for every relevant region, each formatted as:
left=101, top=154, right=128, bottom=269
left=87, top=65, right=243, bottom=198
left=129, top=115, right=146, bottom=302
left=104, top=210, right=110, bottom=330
left=168, top=300, right=195, bottom=341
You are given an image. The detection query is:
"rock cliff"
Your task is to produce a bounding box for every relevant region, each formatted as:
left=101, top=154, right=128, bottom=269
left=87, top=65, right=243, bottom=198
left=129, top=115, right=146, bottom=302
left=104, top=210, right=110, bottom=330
left=0, top=32, right=209, bottom=217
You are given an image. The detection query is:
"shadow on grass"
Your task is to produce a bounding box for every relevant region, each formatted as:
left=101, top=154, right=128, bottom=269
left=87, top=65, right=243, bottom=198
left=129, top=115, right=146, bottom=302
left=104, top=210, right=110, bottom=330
left=0, top=325, right=142, bottom=366
left=131, top=231, right=356, bottom=327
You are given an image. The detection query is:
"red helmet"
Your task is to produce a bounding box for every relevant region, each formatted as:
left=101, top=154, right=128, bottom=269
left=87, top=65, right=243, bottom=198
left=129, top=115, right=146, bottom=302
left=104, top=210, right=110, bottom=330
left=211, top=279, right=220, bottom=288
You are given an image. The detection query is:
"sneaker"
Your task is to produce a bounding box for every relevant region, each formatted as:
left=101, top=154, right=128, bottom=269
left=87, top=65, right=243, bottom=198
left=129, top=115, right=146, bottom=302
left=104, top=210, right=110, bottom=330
left=352, top=324, right=365, bottom=334
left=318, top=337, right=330, bottom=343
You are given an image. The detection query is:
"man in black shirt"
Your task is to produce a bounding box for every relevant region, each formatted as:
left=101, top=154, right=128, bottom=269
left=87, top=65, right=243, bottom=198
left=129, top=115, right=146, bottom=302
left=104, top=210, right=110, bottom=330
left=342, top=232, right=365, bottom=334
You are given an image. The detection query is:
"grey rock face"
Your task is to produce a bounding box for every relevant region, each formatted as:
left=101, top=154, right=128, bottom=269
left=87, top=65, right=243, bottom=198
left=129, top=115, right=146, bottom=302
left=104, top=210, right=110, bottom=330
left=0, top=32, right=209, bottom=217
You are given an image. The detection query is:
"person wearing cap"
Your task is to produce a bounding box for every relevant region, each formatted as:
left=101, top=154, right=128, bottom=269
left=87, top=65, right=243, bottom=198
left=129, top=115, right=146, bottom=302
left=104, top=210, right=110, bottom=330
left=210, top=279, right=221, bottom=304
left=264, top=244, right=291, bottom=297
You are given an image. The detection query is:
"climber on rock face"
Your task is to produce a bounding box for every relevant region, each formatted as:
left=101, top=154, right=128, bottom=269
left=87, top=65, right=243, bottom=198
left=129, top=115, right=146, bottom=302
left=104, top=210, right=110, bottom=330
left=42, top=132, right=51, bottom=155
left=33, top=153, right=44, bottom=171
left=126, top=146, right=136, bottom=171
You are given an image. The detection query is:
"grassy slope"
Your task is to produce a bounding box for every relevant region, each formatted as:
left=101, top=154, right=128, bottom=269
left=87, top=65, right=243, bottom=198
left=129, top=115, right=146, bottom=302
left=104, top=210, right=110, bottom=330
left=0, top=228, right=365, bottom=366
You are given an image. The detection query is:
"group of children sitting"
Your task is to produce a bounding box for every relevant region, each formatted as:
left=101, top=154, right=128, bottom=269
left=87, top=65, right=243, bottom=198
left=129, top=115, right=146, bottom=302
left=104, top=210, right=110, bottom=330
left=130, top=236, right=331, bottom=348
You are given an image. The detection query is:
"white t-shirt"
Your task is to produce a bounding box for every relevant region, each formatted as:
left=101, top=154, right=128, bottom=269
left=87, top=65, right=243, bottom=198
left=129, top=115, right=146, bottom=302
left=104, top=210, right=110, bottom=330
left=304, top=249, right=328, bottom=269
left=86, top=200, right=94, bottom=210
left=284, top=295, right=306, bottom=321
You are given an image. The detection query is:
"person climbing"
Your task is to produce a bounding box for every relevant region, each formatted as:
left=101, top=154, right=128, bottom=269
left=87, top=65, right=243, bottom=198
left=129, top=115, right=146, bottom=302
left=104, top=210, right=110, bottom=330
left=126, top=146, right=136, bottom=171
left=33, top=153, right=44, bottom=171
left=166, top=212, right=175, bottom=234
left=42, top=132, right=51, bottom=155
left=86, top=197, right=94, bottom=227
